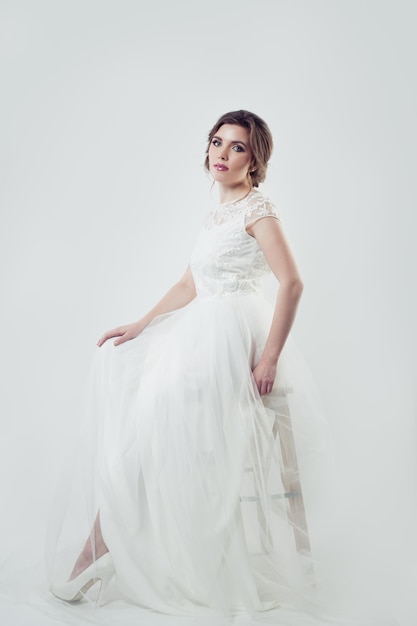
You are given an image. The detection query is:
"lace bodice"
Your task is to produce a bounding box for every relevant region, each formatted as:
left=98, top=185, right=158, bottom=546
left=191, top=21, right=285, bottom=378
left=190, top=189, right=280, bottom=297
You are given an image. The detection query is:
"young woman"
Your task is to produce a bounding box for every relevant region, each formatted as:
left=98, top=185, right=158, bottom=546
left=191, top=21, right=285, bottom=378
left=49, top=110, right=328, bottom=619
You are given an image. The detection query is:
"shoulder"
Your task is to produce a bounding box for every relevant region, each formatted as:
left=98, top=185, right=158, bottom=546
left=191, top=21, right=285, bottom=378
left=243, top=189, right=280, bottom=229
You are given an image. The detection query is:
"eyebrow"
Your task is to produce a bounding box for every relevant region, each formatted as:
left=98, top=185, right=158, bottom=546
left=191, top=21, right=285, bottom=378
left=213, top=135, right=248, bottom=148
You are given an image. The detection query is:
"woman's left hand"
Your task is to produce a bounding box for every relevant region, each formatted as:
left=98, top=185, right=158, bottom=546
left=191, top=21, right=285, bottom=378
left=252, top=358, right=277, bottom=396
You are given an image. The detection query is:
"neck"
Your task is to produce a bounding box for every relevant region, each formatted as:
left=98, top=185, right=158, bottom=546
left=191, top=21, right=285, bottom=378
left=218, top=183, right=252, bottom=204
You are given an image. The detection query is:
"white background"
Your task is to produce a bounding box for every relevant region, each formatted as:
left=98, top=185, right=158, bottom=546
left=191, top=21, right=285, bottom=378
left=1, top=1, right=416, bottom=624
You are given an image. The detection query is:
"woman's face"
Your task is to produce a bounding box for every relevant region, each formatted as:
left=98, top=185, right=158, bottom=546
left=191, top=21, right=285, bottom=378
left=208, top=124, right=253, bottom=187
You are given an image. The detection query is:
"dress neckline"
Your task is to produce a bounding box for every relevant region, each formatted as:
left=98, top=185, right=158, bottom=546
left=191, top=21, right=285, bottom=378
left=218, top=188, right=258, bottom=207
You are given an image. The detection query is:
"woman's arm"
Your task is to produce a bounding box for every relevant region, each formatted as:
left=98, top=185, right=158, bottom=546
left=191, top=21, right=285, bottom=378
left=97, top=265, right=197, bottom=347
left=247, top=218, right=304, bottom=395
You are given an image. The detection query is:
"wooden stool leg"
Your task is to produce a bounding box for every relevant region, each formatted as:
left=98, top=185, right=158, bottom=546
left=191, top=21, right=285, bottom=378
left=274, top=400, right=315, bottom=582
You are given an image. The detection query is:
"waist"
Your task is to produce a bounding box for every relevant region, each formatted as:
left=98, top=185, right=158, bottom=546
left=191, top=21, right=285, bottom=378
left=195, top=279, right=263, bottom=299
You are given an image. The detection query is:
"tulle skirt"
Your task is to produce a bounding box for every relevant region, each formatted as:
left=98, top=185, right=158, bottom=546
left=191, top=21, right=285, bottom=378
left=46, top=293, right=338, bottom=621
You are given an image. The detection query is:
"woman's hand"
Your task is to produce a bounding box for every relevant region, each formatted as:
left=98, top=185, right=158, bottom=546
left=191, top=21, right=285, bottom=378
left=252, top=358, right=277, bottom=396
left=97, top=320, right=147, bottom=347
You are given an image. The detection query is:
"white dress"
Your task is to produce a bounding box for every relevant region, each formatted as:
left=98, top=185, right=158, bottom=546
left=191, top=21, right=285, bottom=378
left=49, top=188, right=332, bottom=620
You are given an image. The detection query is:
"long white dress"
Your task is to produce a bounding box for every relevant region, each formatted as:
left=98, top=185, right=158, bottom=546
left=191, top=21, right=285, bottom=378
left=49, top=188, right=333, bottom=621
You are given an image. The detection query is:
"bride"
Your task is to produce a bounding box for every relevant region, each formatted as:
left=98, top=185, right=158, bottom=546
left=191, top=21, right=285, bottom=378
left=49, top=110, right=328, bottom=618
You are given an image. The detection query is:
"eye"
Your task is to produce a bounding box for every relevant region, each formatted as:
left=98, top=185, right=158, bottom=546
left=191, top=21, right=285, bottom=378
left=212, top=139, right=221, bottom=147
left=233, top=145, right=245, bottom=152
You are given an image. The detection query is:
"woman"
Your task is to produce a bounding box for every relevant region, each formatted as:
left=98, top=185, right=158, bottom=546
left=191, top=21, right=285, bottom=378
left=49, top=110, right=327, bottom=618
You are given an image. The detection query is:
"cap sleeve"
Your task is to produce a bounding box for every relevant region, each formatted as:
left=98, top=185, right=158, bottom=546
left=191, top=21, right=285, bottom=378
left=244, top=194, right=280, bottom=230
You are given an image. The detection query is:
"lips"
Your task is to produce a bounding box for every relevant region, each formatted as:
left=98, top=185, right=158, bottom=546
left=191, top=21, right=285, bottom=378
left=214, top=163, right=229, bottom=171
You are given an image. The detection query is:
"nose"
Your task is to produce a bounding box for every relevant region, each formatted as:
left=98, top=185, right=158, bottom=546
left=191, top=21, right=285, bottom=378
left=218, top=147, right=228, bottom=161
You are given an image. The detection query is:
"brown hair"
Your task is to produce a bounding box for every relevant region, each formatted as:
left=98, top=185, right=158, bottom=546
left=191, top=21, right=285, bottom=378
left=204, top=110, right=273, bottom=188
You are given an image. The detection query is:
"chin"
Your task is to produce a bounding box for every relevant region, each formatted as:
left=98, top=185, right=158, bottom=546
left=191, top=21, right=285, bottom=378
left=210, top=169, right=227, bottom=182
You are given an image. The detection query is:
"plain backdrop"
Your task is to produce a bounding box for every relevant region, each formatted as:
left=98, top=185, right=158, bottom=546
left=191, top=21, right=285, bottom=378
left=1, top=0, right=417, bottom=624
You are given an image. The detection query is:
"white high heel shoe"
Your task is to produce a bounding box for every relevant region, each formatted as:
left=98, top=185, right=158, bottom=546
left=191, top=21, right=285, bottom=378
left=49, top=552, right=115, bottom=604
